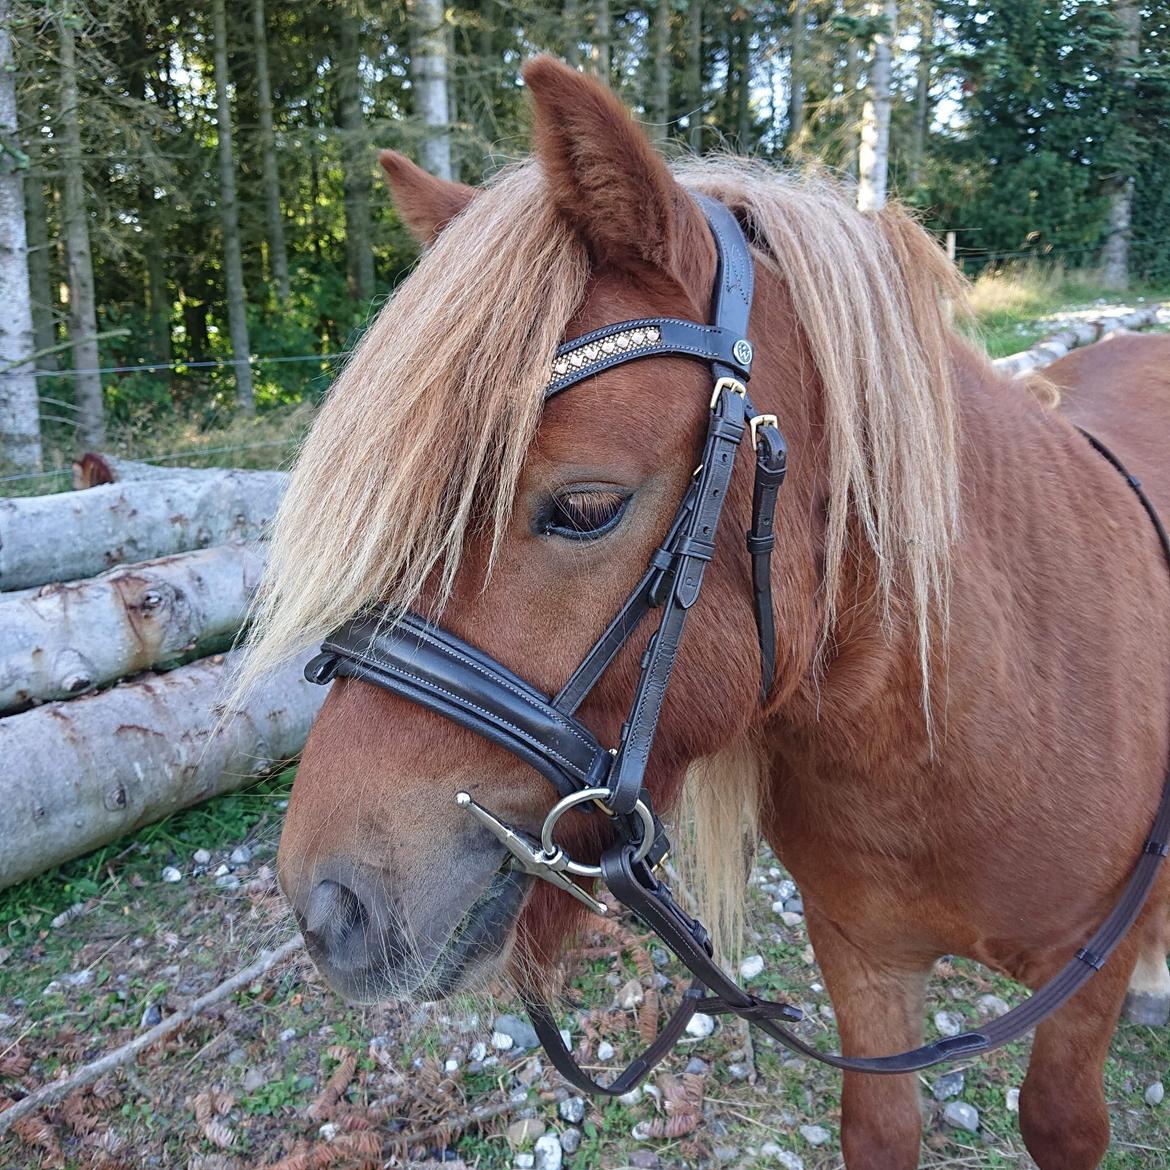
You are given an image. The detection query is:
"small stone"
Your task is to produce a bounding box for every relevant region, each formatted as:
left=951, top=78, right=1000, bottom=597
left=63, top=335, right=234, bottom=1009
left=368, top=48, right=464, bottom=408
left=515, top=1057, right=544, bottom=1086
left=230, top=845, right=252, bottom=865
left=596, top=1040, right=616, bottom=1061
left=1006, top=1088, right=1020, bottom=1113
left=444, top=1058, right=459, bottom=1072
left=193, top=848, right=211, bottom=865
left=559, top=1028, right=572, bottom=1051
left=243, top=1067, right=265, bottom=1092
left=559, top=1097, right=586, bottom=1124
left=63, top=969, right=93, bottom=987
left=507, top=1118, right=546, bottom=1145
left=799, top=1125, right=830, bottom=1146
left=652, top=972, right=672, bottom=990
left=161, top=866, right=182, bottom=883
left=560, top=1129, right=581, bottom=1155
left=739, top=955, right=765, bottom=980
left=934, top=1010, right=963, bottom=1038
left=533, top=1133, right=562, bottom=1170
left=774, top=879, right=797, bottom=901
left=780, top=911, right=804, bottom=928
left=226, top=1047, right=247, bottom=1065
left=773, top=1153, right=804, bottom=1170
left=318, top=1121, right=338, bottom=1141
left=469, top=1041, right=487, bottom=1062
left=618, top=1088, right=642, bottom=1107
left=713, top=1146, right=739, bottom=1163
left=215, top=874, right=240, bottom=890
left=617, top=979, right=644, bottom=1009
left=784, top=897, right=805, bottom=915
left=977, top=994, right=1010, bottom=1018
left=727, top=1062, right=752, bottom=1081
left=279, top=1028, right=297, bottom=1043
left=491, top=1031, right=514, bottom=1051
left=214, top=863, right=230, bottom=877
left=771, top=900, right=787, bottom=915
left=630, top=1122, right=652, bottom=1142
left=494, top=1013, right=540, bottom=1050
left=650, top=947, right=670, bottom=968
left=942, top=1101, right=980, bottom=1133
left=930, top=1071, right=965, bottom=1101
left=51, top=903, right=84, bottom=929
left=629, top=1152, right=658, bottom=1169
left=684, top=1057, right=709, bottom=1075
left=514, top=1155, right=535, bottom=1169
left=685, top=1012, right=715, bottom=1038
left=140, top=1003, right=162, bottom=1028
left=1145, top=1080, right=1165, bottom=1106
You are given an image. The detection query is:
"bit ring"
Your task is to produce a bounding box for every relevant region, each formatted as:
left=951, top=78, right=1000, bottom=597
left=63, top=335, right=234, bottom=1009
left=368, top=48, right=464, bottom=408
left=540, top=786, right=656, bottom=877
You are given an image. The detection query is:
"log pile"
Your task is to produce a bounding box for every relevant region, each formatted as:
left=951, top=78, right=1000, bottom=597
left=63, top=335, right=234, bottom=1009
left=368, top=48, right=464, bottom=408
left=993, top=304, right=1165, bottom=376
left=0, top=457, right=323, bottom=891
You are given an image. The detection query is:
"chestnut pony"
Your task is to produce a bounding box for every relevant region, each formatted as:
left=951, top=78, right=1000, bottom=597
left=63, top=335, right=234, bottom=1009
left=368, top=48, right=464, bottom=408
left=244, top=59, right=1170, bottom=1169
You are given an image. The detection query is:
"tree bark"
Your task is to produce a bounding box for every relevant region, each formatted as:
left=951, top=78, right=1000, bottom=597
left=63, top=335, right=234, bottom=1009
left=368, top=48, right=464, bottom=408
left=564, top=0, right=581, bottom=68
left=0, top=468, right=286, bottom=590
left=592, top=0, right=611, bottom=81
left=907, top=1, right=933, bottom=189
left=785, top=0, right=806, bottom=153
left=59, top=10, right=104, bottom=446
left=857, top=0, right=896, bottom=211
left=652, top=0, right=671, bottom=141
left=1100, top=0, right=1141, bottom=291
left=0, top=648, right=327, bottom=889
left=686, top=0, right=703, bottom=151
left=211, top=0, right=255, bottom=414
left=253, top=0, right=290, bottom=301
left=734, top=8, right=752, bottom=147
left=337, top=11, right=375, bottom=301
left=144, top=191, right=172, bottom=365
left=0, top=542, right=266, bottom=712
left=0, top=3, right=42, bottom=472
left=407, top=0, right=453, bottom=181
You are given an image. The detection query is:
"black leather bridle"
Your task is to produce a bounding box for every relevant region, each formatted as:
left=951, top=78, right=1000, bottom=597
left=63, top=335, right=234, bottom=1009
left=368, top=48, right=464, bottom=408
left=304, top=194, right=1170, bottom=1095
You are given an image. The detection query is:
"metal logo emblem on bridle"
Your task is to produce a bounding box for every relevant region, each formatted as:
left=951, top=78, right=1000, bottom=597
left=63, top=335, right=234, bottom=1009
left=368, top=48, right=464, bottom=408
left=733, top=338, right=753, bottom=367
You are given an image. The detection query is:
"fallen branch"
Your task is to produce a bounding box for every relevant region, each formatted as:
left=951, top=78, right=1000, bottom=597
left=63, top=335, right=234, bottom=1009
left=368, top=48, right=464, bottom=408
left=381, top=1094, right=524, bottom=1149
left=0, top=935, right=303, bottom=1138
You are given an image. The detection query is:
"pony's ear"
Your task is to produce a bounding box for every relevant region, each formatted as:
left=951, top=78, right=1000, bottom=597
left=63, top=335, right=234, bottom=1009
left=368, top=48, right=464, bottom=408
left=378, top=150, right=476, bottom=245
left=523, top=56, right=704, bottom=279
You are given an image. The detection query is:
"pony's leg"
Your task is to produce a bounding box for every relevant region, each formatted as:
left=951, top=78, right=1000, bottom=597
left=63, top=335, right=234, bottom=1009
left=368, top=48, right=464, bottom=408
left=1122, top=907, right=1170, bottom=1025
left=1018, top=949, right=1135, bottom=1170
left=805, top=915, right=928, bottom=1170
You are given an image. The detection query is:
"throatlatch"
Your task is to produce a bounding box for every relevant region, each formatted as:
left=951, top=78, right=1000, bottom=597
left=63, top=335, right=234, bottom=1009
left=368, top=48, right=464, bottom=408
left=305, top=194, right=1170, bottom=1094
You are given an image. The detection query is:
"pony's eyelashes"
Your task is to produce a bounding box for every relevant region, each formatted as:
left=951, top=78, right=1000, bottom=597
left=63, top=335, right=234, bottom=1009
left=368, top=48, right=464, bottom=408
left=537, top=486, right=632, bottom=541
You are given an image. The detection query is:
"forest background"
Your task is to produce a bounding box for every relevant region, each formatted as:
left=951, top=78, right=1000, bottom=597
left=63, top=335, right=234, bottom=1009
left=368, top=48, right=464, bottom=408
left=1, top=0, right=1168, bottom=481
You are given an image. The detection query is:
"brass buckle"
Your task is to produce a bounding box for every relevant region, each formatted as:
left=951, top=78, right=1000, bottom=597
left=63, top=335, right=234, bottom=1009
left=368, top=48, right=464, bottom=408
left=749, top=413, right=779, bottom=449
left=710, top=376, right=747, bottom=410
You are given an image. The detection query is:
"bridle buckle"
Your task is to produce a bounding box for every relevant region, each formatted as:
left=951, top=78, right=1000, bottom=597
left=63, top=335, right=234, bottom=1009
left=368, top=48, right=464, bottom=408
left=710, top=376, right=747, bottom=410
left=750, top=413, right=779, bottom=449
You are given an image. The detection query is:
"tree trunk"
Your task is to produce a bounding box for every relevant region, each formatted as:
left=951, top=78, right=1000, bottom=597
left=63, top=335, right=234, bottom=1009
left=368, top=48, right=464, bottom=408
left=21, top=124, right=57, bottom=374
left=786, top=0, right=806, bottom=152
left=407, top=0, right=453, bottom=181
left=652, top=0, right=671, bottom=141
left=592, top=0, right=610, bottom=80
left=0, top=648, right=327, bottom=890
left=0, top=542, right=266, bottom=712
left=907, top=1, right=933, bottom=189
left=253, top=0, right=290, bottom=301
left=0, top=468, right=286, bottom=591
left=144, top=192, right=172, bottom=365
left=564, top=0, right=581, bottom=68
left=0, top=4, right=42, bottom=473
left=337, top=12, right=375, bottom=301
left=1100, top=0, right=1141, bottom=291
left=686, top=0, right=703, bottom=151
left=843, top=31, right=861, bottom=177
left=211, top=0, right=255, bottom=413
left=734, top=8, right=752, bottom=147
left=857, top=0, right=896, bottom=211
left=59, top=12, right=104, bottom=446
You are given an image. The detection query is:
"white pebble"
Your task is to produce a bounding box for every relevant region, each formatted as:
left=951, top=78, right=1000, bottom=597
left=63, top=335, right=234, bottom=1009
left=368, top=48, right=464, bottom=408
left=1145, top=1080, right=1165, bottom=1107
left=469, top=1041, right=487, bottom=1061
left=771, top=900, right=787, bottom=915
left=799, top=1125, right=830, bottom=1146
left=193, top=848, right=211, bottom=865
left=596, top=1040, right=615, bottom=1061
left=213, top=863, right=229, bottom=877
left=1006, top=1087, right=1020, bottom=1113
left=444, top=1058, right=459, bottom=1072
left=943, top=1101, right=979, bottom=1132
left=739, top=955, right=765, bottom=980
left=491, top=1030, right=514, bottom=1051
left=977, top=994, right=1010, bottom=1018
left=230, top=845, right=252, bottom=865
left=780, top=911, right=804, bottom=928
left=934, top=1010, right=963, bottom=1037
left=533, top=1134, right=563, bottom=1170
left=618, top=1088, right=642, bottom=1107
left=685, top=1012, right=715, bottom=1038
left=559, top=1028, right=572, bottom=1051
left=160, top=866, right=182, bottom=883
left=617, top=978, right=644, bottom=1009
left=318, top=1122, right=338, bottom=1141
left=514, top=1155, right=535, bottom=1170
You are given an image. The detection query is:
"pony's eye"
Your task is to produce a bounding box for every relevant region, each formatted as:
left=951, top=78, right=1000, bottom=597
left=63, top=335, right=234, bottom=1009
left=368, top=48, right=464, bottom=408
left=542, top=489, right=630, bottom=540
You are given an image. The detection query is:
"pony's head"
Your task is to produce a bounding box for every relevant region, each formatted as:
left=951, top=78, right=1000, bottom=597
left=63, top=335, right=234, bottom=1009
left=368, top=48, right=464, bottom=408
left=243, top=58, right=964, bottom=1004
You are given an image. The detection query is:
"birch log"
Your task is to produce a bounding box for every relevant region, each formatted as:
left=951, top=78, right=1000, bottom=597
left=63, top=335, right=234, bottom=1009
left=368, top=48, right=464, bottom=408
left=0, top=469, right=285, bottom=590
left=0, top=648, right=327, bottom=889
left=71, top=452, right=289, bottom=489
left=993, top=305, right=1164, bottom=376
left=0, top=542, right=265, bottom=712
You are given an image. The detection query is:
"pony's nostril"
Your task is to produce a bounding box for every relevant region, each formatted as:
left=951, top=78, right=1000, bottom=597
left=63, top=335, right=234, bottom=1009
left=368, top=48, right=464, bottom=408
left=304, top=878, right=366, bottom=956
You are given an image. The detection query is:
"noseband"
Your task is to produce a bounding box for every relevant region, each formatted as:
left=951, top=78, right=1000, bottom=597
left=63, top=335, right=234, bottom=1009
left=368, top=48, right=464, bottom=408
left=305, top=195, right=1170, bottom=1094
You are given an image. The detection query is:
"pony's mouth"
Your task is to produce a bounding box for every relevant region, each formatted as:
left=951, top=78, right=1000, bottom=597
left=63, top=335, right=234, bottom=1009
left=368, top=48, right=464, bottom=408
left=411, top=863, right=530, bottom=1001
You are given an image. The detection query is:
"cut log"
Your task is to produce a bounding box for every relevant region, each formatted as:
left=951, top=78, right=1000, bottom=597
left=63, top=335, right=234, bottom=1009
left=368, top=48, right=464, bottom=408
left=0, top=469, right=285, bottom=591
left=994, top=305, right=1163, bottom=376
left=0, top=542, right=265, bottom=713
left=0, top=648, right=327, bottom=889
